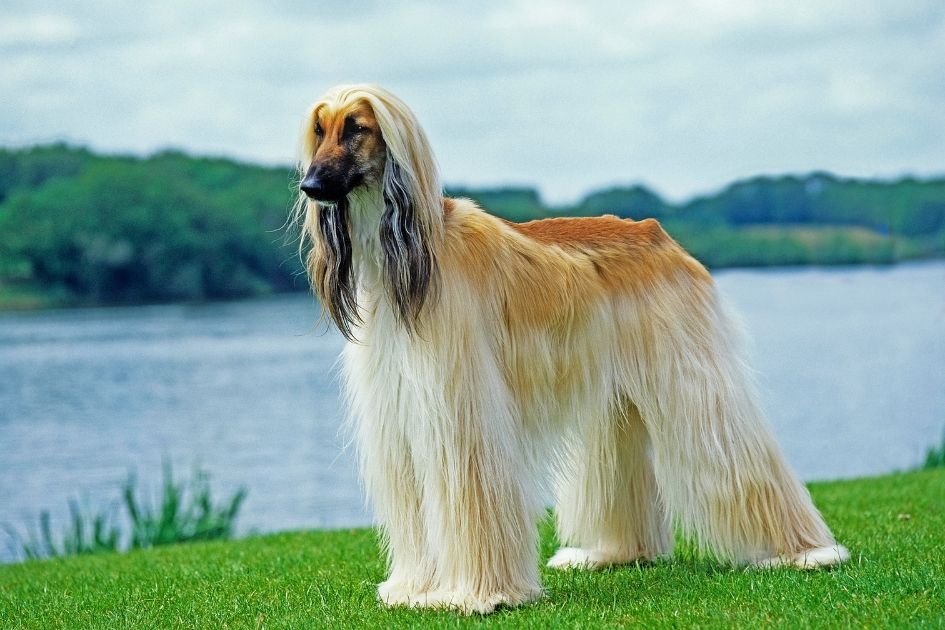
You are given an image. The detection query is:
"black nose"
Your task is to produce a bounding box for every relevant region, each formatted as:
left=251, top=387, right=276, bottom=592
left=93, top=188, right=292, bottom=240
left=299, top=174, right=324, bottom=199
left=300, top=166, right=347, bottom=202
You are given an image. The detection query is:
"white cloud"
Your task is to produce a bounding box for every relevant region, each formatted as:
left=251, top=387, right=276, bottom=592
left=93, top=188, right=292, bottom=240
left=0, top=13, right=79, bottom=46
left=1, top=0, right=943, bottom=203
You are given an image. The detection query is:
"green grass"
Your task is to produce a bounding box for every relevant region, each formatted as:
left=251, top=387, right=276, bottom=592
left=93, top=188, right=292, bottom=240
left=2, top=469, right=943, bottom=629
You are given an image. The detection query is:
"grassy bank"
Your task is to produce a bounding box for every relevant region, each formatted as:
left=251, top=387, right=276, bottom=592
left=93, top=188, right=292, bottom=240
left=1, top=469, right=943, bottom=628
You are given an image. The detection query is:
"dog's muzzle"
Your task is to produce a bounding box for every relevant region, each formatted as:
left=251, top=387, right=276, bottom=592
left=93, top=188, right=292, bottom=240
left=300, top=164, right=357, bottom=202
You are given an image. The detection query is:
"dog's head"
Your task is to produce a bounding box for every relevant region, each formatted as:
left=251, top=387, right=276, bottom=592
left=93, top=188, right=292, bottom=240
left=297, top=85, right=442, bottom=340
left=299, top=98, right=384, bottom=203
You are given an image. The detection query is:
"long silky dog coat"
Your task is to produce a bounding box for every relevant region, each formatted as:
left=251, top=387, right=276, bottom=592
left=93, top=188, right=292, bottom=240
left=297, top=84, right=848, bottom=614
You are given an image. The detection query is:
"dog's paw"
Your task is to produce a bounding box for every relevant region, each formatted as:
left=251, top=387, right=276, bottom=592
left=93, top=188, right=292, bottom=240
left=406, top=588, right=542, bottom=615
left=755, top=544, right=850, bottom=569
left=377, top=579, right=425, bottom=607
left=546, top=547, right=631, bottom=570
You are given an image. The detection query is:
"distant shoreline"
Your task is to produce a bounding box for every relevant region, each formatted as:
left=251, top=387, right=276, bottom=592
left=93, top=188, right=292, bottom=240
left=2, top=145, right=943, bottom=311
left=3, top=257, right=942, bottom=314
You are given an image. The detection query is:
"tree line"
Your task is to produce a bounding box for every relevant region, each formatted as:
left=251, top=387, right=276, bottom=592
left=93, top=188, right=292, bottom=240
left=0, top=144, right=942, bottom=308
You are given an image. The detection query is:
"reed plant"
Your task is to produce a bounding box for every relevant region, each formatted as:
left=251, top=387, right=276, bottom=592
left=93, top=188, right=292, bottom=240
left=124, top=461, right=247, bottom=549
left=3, top=500, right=120, bottom=561
left=921, top=428, right=945, bottom=470
left=4, top=461, right=246, bottom=562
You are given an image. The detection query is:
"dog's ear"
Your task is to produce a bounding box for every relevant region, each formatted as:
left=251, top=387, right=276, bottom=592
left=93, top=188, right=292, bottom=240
left=380, top=153, right=434, bottom=334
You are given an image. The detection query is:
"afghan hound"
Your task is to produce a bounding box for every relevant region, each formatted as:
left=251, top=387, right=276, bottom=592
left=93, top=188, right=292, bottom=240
left=296, top=84, right=849, bottom=614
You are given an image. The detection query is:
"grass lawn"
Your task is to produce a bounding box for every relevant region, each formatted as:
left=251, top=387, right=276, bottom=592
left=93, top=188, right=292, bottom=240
left=1, top=469, right=943, bottom=629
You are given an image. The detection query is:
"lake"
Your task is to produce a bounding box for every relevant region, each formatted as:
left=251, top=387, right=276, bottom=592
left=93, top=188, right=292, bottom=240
left=1, top=262, right=943, bottom=561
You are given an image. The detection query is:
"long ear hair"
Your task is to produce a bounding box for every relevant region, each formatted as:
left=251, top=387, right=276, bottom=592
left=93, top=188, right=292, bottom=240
left=297, top=85, right=443, bottom=339
left=362, top=87, right=442, bottom=335
left=379, top=152, right=437, bottom=333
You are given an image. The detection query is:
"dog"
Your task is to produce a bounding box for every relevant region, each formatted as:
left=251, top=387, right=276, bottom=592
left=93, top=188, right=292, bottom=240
left=296, top=84, right=849, bottom=614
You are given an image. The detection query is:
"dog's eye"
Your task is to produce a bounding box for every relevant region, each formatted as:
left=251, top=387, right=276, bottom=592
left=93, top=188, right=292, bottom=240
left=314, top=122, right=324, bottom=137
left=343, top=117, right=368, bottom=138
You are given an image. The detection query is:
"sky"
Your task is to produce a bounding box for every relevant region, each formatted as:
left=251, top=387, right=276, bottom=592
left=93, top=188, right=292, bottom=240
left=2, top=0, right=944, bottom=204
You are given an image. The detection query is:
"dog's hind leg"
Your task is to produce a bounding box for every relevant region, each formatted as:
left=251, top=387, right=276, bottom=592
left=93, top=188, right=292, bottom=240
left=641, top=294, right=849, bottom=568
left=548, top=401, right=672, bottom=570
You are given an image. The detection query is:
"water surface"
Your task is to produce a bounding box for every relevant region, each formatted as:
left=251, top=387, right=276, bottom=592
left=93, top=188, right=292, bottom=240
left=1, top=262, right=943, bottom=560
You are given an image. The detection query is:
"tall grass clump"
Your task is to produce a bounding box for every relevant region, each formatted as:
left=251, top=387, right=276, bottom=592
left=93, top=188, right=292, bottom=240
left=921, top=428, right=945, bottom=470
left=124, top=461, right=247, bottom=548
left=2, top=500, right=120, bottom=561
left=3, top=461, right=246, bottom=562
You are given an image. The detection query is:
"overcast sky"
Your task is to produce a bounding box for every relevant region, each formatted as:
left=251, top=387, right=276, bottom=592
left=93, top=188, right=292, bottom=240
left=2, top=1, right=943, bottom=203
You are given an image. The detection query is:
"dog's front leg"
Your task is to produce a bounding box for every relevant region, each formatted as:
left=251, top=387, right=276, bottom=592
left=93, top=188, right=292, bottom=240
left=408, top=349, right=543, bottom=615
left=343, top=343, right=436, bottom=606
left=366, top=429, right=435, bottom=606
